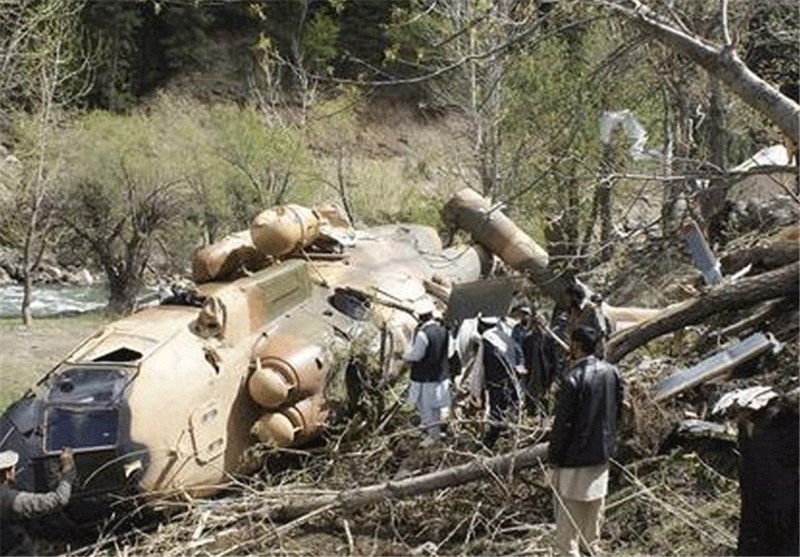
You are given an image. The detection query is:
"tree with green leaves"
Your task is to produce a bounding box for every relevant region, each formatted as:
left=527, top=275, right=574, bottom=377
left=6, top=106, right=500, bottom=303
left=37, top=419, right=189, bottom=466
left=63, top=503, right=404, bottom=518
left=250, top=0, right=341, bottom=124
left=60, top=111, right=190, bottom=313
left=599, top=0, right=799, bottom=144
left=0, top=0, right=90, bottom=325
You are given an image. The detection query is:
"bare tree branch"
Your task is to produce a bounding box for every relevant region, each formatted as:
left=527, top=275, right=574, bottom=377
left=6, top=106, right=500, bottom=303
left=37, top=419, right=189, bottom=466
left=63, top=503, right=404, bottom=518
left=597, top=0, right=800, bottom=142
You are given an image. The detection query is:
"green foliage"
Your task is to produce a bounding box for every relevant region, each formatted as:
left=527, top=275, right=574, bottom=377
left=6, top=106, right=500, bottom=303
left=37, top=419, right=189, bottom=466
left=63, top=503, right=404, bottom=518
left=56, top=97, right=320, bottom=285
left=81, top=0, right=218, bottom=110
left=57, top=108, right=191, bottom=310
left=207, top=103, right=317, bottom=223
left=1, top=0, right=89, bottom=112
left=301, top=12, right=340, bottom=69
left=500, top=16, right=666, bottom=254
left=335, top=0, right=402, bottom=76
left=393, top=189, right=442, bottom=228
left=258, top=0, right=339, bottom=72
left=0, top=116, right=40, bottom=246
left=80, top=2, right=146, bottom=110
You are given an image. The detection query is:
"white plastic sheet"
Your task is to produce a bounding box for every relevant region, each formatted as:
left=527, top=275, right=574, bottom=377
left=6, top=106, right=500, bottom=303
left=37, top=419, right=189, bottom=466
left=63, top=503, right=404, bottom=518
left=599, top=110, right=663, bottom=161
left=730, top=144, right=791, bottom=172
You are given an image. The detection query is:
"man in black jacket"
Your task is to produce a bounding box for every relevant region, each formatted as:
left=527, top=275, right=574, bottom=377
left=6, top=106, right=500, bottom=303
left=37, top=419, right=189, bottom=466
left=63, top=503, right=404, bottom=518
left=0, top=448, right=76, bottom=555
left=548, top=326, right=623, bottom=556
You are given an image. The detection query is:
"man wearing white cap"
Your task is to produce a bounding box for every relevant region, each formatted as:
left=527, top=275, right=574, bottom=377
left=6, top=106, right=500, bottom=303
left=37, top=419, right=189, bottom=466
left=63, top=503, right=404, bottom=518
left=0, top=448, right=76, bottom=555
left=403, top=296, right=451, bottom=446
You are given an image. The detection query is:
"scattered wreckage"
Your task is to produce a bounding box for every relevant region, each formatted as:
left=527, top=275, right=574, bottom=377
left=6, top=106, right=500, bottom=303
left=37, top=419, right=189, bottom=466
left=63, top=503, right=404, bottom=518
left=0, top=190, right=597, bottom=525
left=0, top=187, right=796, bottom=536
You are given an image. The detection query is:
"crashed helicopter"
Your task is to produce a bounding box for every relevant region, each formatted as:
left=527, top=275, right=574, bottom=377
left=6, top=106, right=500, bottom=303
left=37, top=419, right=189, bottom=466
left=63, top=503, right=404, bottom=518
left=0, top=189, right=654, bottom=524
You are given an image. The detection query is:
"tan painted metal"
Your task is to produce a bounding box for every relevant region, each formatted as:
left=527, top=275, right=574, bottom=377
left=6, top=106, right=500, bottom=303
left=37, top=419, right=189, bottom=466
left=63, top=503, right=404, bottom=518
left=192, top=230, right=267, bottom=283
left=28, top=192, right=666, bottom=504
left=250, top=204, right=321, bottom=258
left=251, top=394, right=329, bottom=447
left=32, top=200, right=497, bottom=499
left=248, top=334, right=327, bottom=409
left=442, top=188, right=570, bottom=305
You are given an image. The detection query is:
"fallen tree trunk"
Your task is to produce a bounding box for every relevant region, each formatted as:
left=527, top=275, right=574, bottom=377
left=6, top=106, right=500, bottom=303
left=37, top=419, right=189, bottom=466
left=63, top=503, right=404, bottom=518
left=272, top=442, right=549, bottom=521
left=710, top=298, right=793, bottom=341
left=721, top=243, right=799, bottom=275
left=607, top=262, right=800, bottom=363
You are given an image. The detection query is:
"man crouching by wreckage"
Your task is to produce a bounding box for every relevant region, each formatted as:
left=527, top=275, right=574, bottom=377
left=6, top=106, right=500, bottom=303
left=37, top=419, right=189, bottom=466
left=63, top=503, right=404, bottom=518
left=548, top=325, right=623, bottom=557
left=0, top=448, right=76, bottom=556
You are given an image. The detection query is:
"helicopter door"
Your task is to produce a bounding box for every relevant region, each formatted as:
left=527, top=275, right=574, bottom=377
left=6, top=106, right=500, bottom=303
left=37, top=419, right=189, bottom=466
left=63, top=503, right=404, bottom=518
left=190, top=400, right=226, bottom=464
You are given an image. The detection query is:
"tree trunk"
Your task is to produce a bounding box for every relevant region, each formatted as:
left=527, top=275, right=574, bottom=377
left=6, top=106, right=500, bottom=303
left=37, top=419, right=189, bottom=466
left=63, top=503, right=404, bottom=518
left=607, top=262, right=800, bottom=363
left=598, top=143, right=616, bottom=262
left=20, top=210, right=38, bottom=327
left=662, top=73, right=693, bottom=234
left=21, top=272, right=33, bottom=326
left=606, top=1, right=800, bottom=143
left=580, top=142, right=616, bottom=267
left=720, top=243, right=799, bottom=275
left=271, top=442, right=550, bottom=521
left=700, top=78, right=729, bottom=238
left=107, top=266, right=140, bottom=314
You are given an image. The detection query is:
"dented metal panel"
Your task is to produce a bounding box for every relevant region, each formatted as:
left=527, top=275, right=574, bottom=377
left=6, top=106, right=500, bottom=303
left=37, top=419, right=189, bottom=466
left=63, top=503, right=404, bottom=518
left=443, top=278, right=518, bottom=327
left=655, top=332, right=783, bottom=401
left=681, top=220, right=723, bottom=286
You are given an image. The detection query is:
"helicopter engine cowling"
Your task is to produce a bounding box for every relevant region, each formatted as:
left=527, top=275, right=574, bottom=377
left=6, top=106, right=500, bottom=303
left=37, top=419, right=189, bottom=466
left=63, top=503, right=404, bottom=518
left=250, top=394, right=329, bottom=447
left=192, top=230, right=268, bottom=283
left=250, top=204, right=321, bottom=258
left=247, top=337, right=328, bottom=409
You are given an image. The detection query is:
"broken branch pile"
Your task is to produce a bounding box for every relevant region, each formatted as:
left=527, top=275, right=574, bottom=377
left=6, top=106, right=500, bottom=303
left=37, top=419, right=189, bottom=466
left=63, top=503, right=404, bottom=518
left=67, top=401, right=740, bottom=556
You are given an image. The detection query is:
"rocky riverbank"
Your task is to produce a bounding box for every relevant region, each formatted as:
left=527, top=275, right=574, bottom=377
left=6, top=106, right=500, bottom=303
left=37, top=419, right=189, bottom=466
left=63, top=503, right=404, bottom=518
left=0, top=246, right=97, bottom=287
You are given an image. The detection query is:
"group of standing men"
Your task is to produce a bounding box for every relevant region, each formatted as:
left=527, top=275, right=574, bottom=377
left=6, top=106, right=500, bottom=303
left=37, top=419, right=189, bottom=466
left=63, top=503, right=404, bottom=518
left=403, top=281, right=624, bottom=556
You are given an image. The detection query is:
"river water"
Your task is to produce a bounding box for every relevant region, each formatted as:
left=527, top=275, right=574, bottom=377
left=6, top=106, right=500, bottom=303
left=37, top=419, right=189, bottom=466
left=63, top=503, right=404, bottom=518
left=0, top=284, right=111, bottom=317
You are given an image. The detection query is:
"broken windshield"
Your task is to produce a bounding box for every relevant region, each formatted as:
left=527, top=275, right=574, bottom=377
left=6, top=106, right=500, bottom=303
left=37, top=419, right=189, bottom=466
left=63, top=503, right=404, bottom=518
left=47, top=367, right=128, bottom=405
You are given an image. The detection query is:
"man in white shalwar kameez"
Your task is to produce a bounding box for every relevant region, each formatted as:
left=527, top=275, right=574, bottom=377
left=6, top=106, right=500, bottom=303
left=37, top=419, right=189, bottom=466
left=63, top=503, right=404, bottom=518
left=403, top=297, right=452, bottom=446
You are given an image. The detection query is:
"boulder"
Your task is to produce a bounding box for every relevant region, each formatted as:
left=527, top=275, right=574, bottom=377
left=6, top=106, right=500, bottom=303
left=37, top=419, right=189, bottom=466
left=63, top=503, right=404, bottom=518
left=72, top=268, right=95, bottom=286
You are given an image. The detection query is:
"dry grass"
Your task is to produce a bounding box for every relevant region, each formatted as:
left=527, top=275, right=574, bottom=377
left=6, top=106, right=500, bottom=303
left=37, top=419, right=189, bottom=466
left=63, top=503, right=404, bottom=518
left=0, top=313, right=107, bottom=410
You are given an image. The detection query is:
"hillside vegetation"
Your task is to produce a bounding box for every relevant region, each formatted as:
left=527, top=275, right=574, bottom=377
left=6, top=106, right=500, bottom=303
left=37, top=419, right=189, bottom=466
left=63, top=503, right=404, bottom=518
left=1, top=0, right=796, bottom=316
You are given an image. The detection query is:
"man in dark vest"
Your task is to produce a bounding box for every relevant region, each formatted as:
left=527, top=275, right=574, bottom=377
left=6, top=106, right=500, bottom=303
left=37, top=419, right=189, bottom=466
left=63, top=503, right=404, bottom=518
left=549, top=326, right=623, bottom=556
left=403, top=296, right=451, bottom=447
left=1, top=448, right=76, bottom=556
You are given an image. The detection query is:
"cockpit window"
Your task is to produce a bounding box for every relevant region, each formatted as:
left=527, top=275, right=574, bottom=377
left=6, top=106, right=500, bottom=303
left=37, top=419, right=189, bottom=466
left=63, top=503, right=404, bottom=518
left=45, top=407, right=119, bottom=452
left=44, top=368, right=126, bottom=453
left=47, top=368, right=128, bottom=404
left=91, top=348, right=142, bottom=362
